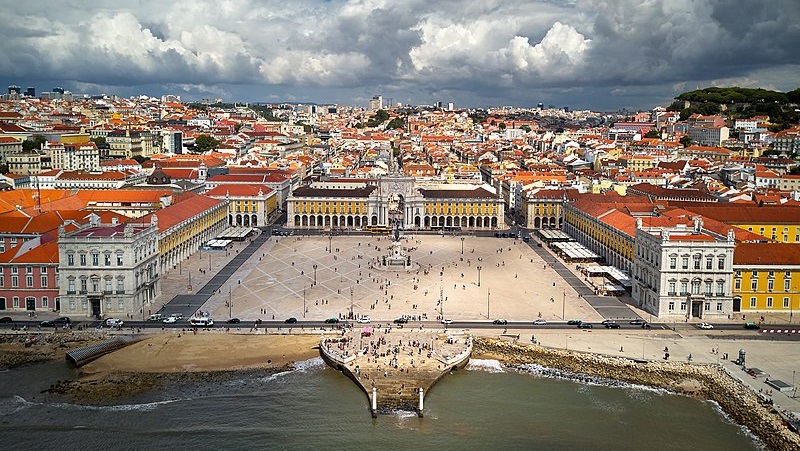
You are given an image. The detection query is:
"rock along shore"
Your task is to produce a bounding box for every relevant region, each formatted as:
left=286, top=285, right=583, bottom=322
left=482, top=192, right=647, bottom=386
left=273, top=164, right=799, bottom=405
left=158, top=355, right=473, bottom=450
left=473, top=337, right=800, bottom=451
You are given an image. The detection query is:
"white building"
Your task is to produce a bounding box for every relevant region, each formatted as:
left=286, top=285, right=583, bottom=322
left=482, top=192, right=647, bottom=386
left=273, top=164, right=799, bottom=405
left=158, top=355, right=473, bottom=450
left=46, top=141, right=100, bottom=172
left=58, top=215, right=160, bottom=320
left=632, top=217, right=735, bottom=320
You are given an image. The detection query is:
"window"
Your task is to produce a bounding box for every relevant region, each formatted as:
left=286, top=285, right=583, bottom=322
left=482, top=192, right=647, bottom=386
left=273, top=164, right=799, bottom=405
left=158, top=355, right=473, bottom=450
left=768, top=279, right=774, bottom=291
left=704, top=302, right=710, bottom=311
left=784, top=297, right=790, bottom=309
left=105, top=280, right=112, bottom=293
left=704, top=281, right=712, bottom=295
left=718, top=257, right=725, bottom=270
left=680, top=282, right=688, bottom=294
left=41, top=266, right=47, bottom=273
left=80, top=279, right=87, bottom=292
left=785, top=279, right=790, bottom=291
left=735, top=279, right=742, bottom=291
left=669, top=257, right=676, bottom=269
left=751, top=279, right=758, bottom=291
left=79, top=254, right=86, bottom=266
left=706, top=257, right=713, bottom=270
left=11, top=276, right=18, bottom=288
left=92, top=253, right=99, bottom=266
left=682, top=257, right=689, bottom=269
left=69, top=299, right=76, bottom=310
left=118, top=299, right=125, bottom=310
left=13, top=297, right=19, bottom=308
left=106, top=299, right=112, bottom=309
left=767, top=297, right=773, bottom=308
left=692, top=280, right=701, bottom=294
left=26, top=275, right=33, bottom=287
left=68, top=280, right=75, bottom=293
left=668, top=301, right=675, bottom=311
left=91, top=280, right=99, bottom=292
left=717, top=281, right=724, bottom=295
left=41, top=275, right=47, bottom=287
left=26, top=266, right=32, bottom=274
left=81, top=299, right=87, bottom=310
left=716, top=302, right=723, bottom=311
left=752, top=270, right=758, bottom=278
left=42, top=297, right=48, bottom=308
left=105, top=254, right=111, bottom=266
left=668, top=282, right=676, bottom=294
left=117, top=279, right=124, bottom=293
left=750, top=297, right=757, bottom=308
left=680, top=301, right=687, bottom=311
left=117, top=254, right=124, bottom=266
left=693, top=255, right=701, bottom=270
left=68, top=254, right=74, bottom=266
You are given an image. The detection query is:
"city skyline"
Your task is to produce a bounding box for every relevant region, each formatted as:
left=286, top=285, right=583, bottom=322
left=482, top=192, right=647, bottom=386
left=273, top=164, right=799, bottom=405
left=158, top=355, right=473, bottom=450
left=1, top=0, right=799, bottom=110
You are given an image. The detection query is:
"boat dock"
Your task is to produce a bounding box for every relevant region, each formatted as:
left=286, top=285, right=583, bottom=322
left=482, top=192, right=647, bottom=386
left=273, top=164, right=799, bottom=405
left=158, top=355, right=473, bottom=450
left=319, top=326, right=472, bottom=417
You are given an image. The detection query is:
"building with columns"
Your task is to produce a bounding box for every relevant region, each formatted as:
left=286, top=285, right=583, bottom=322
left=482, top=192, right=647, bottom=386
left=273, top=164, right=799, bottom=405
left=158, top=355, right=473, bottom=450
left=285, top=176, right=505, bottom=231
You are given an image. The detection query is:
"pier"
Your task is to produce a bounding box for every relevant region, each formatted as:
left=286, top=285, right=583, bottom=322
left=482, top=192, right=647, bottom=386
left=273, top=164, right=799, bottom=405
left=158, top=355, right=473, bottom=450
left=320, top=326, right=472, bottom=417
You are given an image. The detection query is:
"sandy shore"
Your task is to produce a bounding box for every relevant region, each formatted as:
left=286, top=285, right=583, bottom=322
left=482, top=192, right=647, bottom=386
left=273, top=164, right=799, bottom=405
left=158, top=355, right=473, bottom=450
left=81, top=333, right=320, bottom=374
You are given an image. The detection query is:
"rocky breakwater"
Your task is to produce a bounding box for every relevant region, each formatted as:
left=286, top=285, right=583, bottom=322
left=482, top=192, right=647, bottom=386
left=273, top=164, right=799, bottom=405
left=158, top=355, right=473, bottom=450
left=0, top=331, right=106, bottom=369
left=474, top=337, right=800, bottom=451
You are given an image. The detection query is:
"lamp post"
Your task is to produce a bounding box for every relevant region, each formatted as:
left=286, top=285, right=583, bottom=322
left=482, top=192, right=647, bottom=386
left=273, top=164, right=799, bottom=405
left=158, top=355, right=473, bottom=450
left=793, top=370, right=797, bottom=398
left=562, top=287, right=566, bottom=320
left=228, top=285, right=232, bottom=319
left=487, top=287, right=491, bottom=319
left=461, top=236, right=465, bottom=254
left=477, top=266, right=482, bottom=287
left=208, top=253, right=212, bottom=271
left=328, top=235, right=332, bottom=254
left=350, top=286, right=354, bottom=320
left=313, top=264, right=318, bottom=286
left=303, top=287, right=306, bottom=318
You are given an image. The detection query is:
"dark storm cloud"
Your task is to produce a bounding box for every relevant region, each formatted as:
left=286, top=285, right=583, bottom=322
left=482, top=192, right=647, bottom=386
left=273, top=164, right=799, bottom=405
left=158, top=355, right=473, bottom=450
left=0, top=0, right=797, bottom=109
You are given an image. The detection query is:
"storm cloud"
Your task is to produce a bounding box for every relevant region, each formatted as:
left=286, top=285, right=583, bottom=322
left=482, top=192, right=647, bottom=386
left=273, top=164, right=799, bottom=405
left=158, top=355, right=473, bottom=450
left=0, top=0, right=798, bottom=109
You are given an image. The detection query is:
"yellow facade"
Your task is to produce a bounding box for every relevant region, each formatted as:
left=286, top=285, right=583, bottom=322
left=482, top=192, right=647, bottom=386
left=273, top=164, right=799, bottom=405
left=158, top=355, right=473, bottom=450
left=297, top=200, right=368, bottom=215
left=733, top=267, right=800, bottom=313
left=564, top=208, right=634, bottom=261
left=736, top=223, right=800, bottom=243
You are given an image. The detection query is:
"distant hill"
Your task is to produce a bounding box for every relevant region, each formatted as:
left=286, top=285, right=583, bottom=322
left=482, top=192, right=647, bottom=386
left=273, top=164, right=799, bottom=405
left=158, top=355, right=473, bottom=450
left=667, top=87, right=800, bottom=131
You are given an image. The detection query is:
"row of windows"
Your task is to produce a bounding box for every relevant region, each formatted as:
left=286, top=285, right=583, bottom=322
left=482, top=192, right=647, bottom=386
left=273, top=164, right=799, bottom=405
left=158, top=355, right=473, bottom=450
left=734, top=278, right=793, bottom=291
left=68, top=252, right=124, bottom=267
left=0, top=266, right=50, bottom=274
left=0, top=274, right=54, bottom=288
left=667, top=301, right=724, bottom=312
left=667, top=280, right=726, bottom=295
left=67, top=278, right=125, bottom=294
left=748, top=297, right=792, bottom=308
left=667, top=255, right=726, bottom=271
left=735, top=270, right=792, bottom=279
left=0, top=296, right=52, bottom=308
left=67, top=298, right=126, bottom=311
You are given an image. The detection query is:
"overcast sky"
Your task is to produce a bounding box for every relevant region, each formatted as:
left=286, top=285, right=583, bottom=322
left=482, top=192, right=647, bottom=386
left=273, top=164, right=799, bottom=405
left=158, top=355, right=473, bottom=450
left=1, top=0, right=798, bottom=111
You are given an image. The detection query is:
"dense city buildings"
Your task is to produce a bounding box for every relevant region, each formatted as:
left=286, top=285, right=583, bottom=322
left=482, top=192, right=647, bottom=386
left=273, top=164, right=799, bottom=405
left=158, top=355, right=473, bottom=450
left=0, top=87, right=799, bottom=321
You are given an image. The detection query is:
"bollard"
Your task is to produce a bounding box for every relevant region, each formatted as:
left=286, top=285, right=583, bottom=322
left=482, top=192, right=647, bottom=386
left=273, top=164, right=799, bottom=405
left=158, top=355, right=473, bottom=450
left=372, top=387, right=377, bottom=416
left=419, top=387, right=424, bottom=413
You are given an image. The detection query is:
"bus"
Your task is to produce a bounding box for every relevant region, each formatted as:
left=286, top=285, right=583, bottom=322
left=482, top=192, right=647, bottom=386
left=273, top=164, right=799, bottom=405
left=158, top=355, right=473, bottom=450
left=189, top=317, right=214, bottom=327
left=365, top=225, right=391, bottom=234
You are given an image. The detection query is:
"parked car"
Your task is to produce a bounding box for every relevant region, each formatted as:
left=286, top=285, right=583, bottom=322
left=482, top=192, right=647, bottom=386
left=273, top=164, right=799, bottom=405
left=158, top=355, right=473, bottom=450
left=577, top=323, right=593, bottom=329
left=106, top=318, right=124, bottom=327
left=533, top=319, right=547, bottom=325
left=604, top=323, right=621, bottom=329
left=40, top=320, right=55, bottom=327
left=0, top=317, right=12, bottom=323
left=567, top=319, right=582, bottom=325
left=162, top=316, right=178, bottom=324
left=441, top=318, right=454, bottom=325
left=492, top=319, right=508, bottom=325
left=744, top=322, right=759, bottom=330
left=356, top=316, right=371, bottom=324
left=393, top=317, right=408, bottom=324
left=324, top=318, right=339, bottom=324
left=170, top=313, right=184, bottom=320
left=226, top=318, right=241, bottom=324
left=629, top=319, right=646, bottom=325
left=148, top=313, right=163, bottom=321
left=698, top=322, right=714, bottom=330
left=285, top=317, right=298, bottom=324
left=601, top=319, right=616, bottom=325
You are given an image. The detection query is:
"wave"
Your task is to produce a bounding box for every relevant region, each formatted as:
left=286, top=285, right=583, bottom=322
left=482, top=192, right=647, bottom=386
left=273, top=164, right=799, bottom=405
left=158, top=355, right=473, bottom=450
left=708, top=400, right=766, bottom=450
left=514, top=363, right=670, bottom=395
left=1, top=395, right=184, bottom=413
left=466, top=359, right=505, bottom=373
left=292, top=357, right=325, bottom=373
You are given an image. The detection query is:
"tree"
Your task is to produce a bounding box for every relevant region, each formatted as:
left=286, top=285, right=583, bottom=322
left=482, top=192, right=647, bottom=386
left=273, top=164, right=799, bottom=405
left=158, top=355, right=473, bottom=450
left=644, top=130, right=660, bottom=138
left=386, top=116, right=405, bottom=130
left=499, top=122, right=507, bottom=130
left=520, top=125, right=531, bottom=133
left=22, top=134, right=46, bottom=151
left=680, top=136, right=692, bottom=148
left=0, top=163, right=8, bottom=174
left=194, top=134, right=219, bottom=153
left=131, top=155, right=149, bottom=164
left=90, top=136, right=106, bottom=146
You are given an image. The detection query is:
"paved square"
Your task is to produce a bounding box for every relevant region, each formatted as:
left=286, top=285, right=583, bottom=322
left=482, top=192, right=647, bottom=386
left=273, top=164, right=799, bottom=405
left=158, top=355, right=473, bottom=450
left=195, top=234, right=605, bottom=323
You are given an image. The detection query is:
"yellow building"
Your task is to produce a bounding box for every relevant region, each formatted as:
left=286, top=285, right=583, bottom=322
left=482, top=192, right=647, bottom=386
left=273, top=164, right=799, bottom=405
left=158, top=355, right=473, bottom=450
left=732, top=243, right=800, bottom=318
left=682, top=205, right=800, bottom=243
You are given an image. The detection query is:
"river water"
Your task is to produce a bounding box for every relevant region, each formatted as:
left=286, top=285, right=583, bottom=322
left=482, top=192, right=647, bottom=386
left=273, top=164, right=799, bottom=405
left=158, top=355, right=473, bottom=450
left=0, top=358, right=760, bottom=451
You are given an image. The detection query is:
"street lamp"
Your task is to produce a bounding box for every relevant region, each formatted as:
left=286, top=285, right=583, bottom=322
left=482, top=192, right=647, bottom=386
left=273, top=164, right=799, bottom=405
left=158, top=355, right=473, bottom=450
left=313, top=264, right=318, bottom=286
left=487, top=287, right=491, bottom=319
left=228, top=285, right=232, bottom=319
left=477, top=266, right=482, bottom=287
left=208, top=254, right=212, bottom=271
left=303, top=287, right=306, bottom=318
left=328, top=235, right=332, bottom=254
left=461, top=236, right=465, bottom=254
left=793, top=370, right=797, bottom=398
left=562, top=287, right=566, bottom=320
left=350, top=286, right=354, bottom=320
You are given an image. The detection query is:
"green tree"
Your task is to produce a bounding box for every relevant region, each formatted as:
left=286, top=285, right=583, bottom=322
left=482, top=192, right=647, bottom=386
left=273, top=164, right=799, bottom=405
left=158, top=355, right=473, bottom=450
left=644, top=130, right=660, bottom=138
left=131, top=155, right=149, bottom=164
left=520, top=125, right=531, bottom=133
left=0, top=163, right=8, bottom=174
left=680, top=136, right=692, bottom=148
left=194, top=134, right=219, bottom=152
left=89, top=136, right=106, bottom=146
left=498, top=122, right=507, bottom=130
left=22, top=134, right=46, bottom=151
left=386, top=116, right=405, bottom=130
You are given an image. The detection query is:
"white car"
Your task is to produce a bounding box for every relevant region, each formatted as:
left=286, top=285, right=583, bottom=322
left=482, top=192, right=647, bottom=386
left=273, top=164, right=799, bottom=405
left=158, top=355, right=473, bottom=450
left=162, top=316, right=178, bottom=324
left=441, top=318, right=454, bottom=325
left=698, top=322, right=714, bottom=330
left=356, top=317, right=371, bottom=324
left=106, top=318, right=124, bottom=327
left=533, top=319, right=547, bottom=325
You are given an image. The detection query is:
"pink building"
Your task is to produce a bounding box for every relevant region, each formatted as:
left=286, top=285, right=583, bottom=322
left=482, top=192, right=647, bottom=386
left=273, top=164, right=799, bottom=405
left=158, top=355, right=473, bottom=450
left=0, top=237, right=60, bottom=312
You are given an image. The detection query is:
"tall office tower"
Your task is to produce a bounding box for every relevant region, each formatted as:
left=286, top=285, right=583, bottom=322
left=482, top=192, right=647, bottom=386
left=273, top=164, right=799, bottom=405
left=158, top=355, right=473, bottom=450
left=369, top=95, right=383, bottom=111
